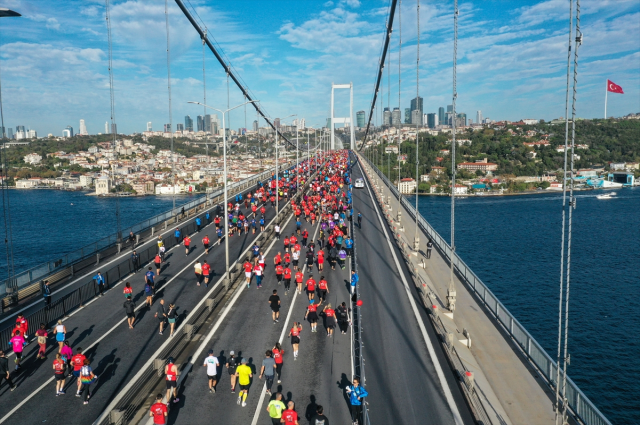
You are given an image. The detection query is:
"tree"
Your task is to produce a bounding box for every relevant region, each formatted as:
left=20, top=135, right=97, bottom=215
left=418, top=181, right=431, bottom=193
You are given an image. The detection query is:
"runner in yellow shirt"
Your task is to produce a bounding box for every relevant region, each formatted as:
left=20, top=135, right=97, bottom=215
left=234, top=358, right=253, bottom=407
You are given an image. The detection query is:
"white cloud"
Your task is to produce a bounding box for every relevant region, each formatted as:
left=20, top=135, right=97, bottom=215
left=45, top=17, right=60, bottom=30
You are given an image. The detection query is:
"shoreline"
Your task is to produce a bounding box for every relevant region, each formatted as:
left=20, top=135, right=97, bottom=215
left=410, top=186, right=636, bottom=197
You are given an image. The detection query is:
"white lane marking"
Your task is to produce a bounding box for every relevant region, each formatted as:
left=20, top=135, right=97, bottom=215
left=96, top=201, right=292, bottom=425
left=249, top=213, right=321, bottom=425
left=361, top=162, right=464, bottom=425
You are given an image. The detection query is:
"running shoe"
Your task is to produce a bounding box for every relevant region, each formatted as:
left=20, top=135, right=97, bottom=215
left=242, top=402, right=247, bottom=407
left=237, top=397, right=241, bottom=405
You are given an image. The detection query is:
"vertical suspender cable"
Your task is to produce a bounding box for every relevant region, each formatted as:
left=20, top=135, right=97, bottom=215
left=555, top=0, right=573, bottom=421
left=165, top=0, right=175, bottom=211
left=414, top=0, right=420, bottom=247
left=105, top=0, right=121, bottom=241
left=448, top=0, right=459, bottom=312
left=226, top=73, right=231, bottom=137
left=397, top=0, right=402, bottom=208
left=202, top=30, right=209, bottom=164
left=561, top=2, right=581, bottom=423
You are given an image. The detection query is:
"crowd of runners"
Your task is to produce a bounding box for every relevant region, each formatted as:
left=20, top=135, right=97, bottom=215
left=1, top=151, right=368, bottom=425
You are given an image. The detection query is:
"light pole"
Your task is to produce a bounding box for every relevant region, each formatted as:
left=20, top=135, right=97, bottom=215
left=188, top=100, right=257, bottom=286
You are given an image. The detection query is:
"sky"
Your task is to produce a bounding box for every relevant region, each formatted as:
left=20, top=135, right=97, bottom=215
left=0, top=0, right=638, bottom=137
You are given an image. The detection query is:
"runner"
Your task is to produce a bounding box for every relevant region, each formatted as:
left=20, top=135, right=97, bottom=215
left=79, top=359, right=96, bottom=405
left=275, top=262, right=284, bottom=285
left=202, top=234, right=210, bottom=254
left=288, top=322, right=302, bottom=360
left=295, top=270, right=304, bottom=294
left=244, top=259, right=253, bottom=287
left=338, top=248, right=347, bottom=270
left=155, top=299, right=167, bottom=336
left=305, top=300, right=319, bottom=333
left=301, top=229, right=309, bottom=247
left=35, top=323, right=48, bottom=360
left=272, top=342, right=284, bottom=384
left=305, top=248, right=315, bottom=271
left=174, top=227, right=181, bottom=245
left=292, top=248, right=300, bottom=272
left=266, top=392, right=286, bottom=425
left=9, top=330, right=26, bottom=370
left=269, top=289, right=281, bottom=323
left=131, top=251, right=141, bottom=273
left=165, top=357, right=180, bottom=404
left=54, top=319, right=66, bottom=352
left=195, top=216, right=202, bottom=232
left=323, top=303, right=337, bottom=337
left=53, top=353, right=65, bottom=395
left=317, top=249, right=325, bottom=272
left=203, top=350, right=219, bottom=393
left=226, top=351, right=239, bottom=393
left=149, top=394, right=168, bottom=425
left=71, top=347, right=86, bottom=396
left=145, top=277, right=154, bottom=308
left=167, top=303, right=178, bottom=337
left=357, top=212, right=362, bottom=228
left=60, top=341, right=73, bottom=376
left=184, top=234, right=191, bottom=256
left=254, top=263, right=264, bottom=289
left=283, top=265, right=292, bottom=295
left=306, top=275, right=316, bottom=301
left=350, top=270, right=359, bottom=295
left=344, top=235, right=353, bottom=257
left=346, top=377, right=368, bottom=425
left=235, top=358, right=253, bottom=407
left=94, top=271, right=106, bottom=297
left=281, top=401, right=300, bottom=425
left=194, top=261, right=203, bottom=286
left=317, top=277, right=329, bottom=305
left=275, top=223, right=281, bottom=240
left=259, top=350, right=276, bottom=395
left=310, top=405, right=330, bottom=425
left=123, top=296, right=136, bottom=329
left=202, top=260, right=212, bottom=287
left=283, top=235, right=290, bottom=253
left=154, top=254, right=162, bottom=275
left=337, top=302, right=351, bottom=334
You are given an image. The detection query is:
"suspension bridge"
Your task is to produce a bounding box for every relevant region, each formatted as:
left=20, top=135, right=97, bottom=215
left=0, top=1, right=617, bottom=425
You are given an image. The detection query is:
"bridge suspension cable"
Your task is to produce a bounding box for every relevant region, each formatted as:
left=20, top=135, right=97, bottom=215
left=414, top=0, right=420, bottom=250
left=174, top=0, right=298, bottom=149
left=447, top=0, right=459, bottom=312
left=358, top=0, right=399, bottom=151
left=164, top=0, right=176, bottom=210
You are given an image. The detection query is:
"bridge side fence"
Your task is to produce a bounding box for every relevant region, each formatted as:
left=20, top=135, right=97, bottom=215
left=358, top=153, right=611, bottom=425
left=0, top=159, right=300, bottom=310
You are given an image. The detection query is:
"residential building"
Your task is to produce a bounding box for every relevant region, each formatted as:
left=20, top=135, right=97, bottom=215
left=27, top=129, right=37, bottom=139
left=431, top=166, right=445, bottom=175
left=274, top=118, right=281, bottom=129
left=23, top=153, right=42, bottom=164
left=95, top=177, right=112, bottom=195
left=79, top=175, right=93, bottom=187
left=420, top=174, right=430, bottom=182
left=398, top=178, right=417, bottom=194
left=111, top=123, right=117, bottom=134
left=610, top=162, right=626, bottom=170
left=356, top=110, right=365, bottom=128
left=79, top=119, right=88, bottom=135
left=457, top=158, right=498, bottom=172
left=384, top=145, right=399, bottom=154
left=15, top=179, right=40, bottom=189
left=132, top=180, right=155, bottom=194
left=453, top=184, right=468, bottom=195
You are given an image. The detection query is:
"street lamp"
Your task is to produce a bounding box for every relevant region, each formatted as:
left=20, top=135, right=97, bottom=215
left=188, top=100, right=257, bottom=287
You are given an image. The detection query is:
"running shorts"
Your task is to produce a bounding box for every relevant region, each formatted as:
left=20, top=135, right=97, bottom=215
left=166, top=380, right=177, bottom=389
left=55, top=373, right=65, bottom=381
left=291, top=336, right=300, bottom=345
left=239, top=384, right=250, bottom=391
left=127, top=312, right=135, bottom=318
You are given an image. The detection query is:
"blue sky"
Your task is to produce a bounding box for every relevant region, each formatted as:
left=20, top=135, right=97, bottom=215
left=0, top=0, right=638, bottom=136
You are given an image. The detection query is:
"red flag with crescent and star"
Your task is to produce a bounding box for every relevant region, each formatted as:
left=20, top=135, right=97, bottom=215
left=607, top=80, right=624, bottom=94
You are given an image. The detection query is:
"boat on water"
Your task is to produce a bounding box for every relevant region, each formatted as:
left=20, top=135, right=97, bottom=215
left=596, top=192, right=617, bottom=199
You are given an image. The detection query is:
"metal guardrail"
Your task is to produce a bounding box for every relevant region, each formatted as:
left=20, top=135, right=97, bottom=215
left=359, top=154, right=612, bottom=425
left=0, top=160, right=300, bottom=300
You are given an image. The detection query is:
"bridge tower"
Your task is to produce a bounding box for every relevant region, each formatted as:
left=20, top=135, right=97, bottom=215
left=330, top=82, right=355, bottom=150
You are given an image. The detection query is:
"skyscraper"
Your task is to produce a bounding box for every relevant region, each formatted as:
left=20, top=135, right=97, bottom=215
left=438, top=107, right=445, bottom=126
left=392, top=108, right=401, bottom=126
left=105, top=121, right=109, bottom=134
left=111, top=123, right=117, bottom=135
left=356, top=110, right=365, bottom=128
left=405, top=108, right=411, bottom=124
left=411, top=110, right=423, bottom=126
left=476, top=110, right=482, bottom=125
left=66, top=125, right=74, bottom=137
left=147, top=122, right=152, bottom=132
left=15, top=125, right=25, bottom=134
left=447, top=105, right=453, bottom=113
left=457, top=113, right=467, bottom=126
left=185, top=115, right=193, bottom=132
left=204, top=114, right=212, bottom=133
left=383, top=107, right=392, bottom=126
left=252, top=120, right=259, bottom=132
left=7, top=128, right=13, bottom=139
left=79, top=119, right=88, bottom=135
left=0, top=127, right=4, bottom=138
left=176, top=123, right=184, bottom=132
left=410, top=97, right=424, bottom=114
left=427, top=113, right=437, bottom=129
left=197, top=115, right=204, bottom=132
left=274, top=118, right=281, bottom=129
left=164, top=124, right=171, bottom=132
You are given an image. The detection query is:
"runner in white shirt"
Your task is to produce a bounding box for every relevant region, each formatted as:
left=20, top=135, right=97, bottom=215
left=203, top=350, right=220, bottom=393
left=275, top=224, right=281, bottom=240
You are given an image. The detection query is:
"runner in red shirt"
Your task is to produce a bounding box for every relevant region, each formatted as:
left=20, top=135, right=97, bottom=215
left=123, top=282, right=133, bottom=298
left=214, top=216, right=221, bottom=228
left=202, top=235, right=210, bottom=254
left=305, top=276, right=316, bottom=301
left=275, top=264, right=284, bottom=284
left=317, top=250, right=325, bottom=272
left=318, top=277, right=329, bottom=304
left=273, top=252, right=282, bottom=266
left=260, top=206, right=266, bottom=215
left=283, top=237, right=290, bottom=253
left=149, top=394, right=168, bottom=424
left=305, top=300, right=319, bottom=333
left=290, top=235, right=298, bottom=246
left=272, top=342, right=284, bottom=384
left=295, top=271, right=304, bottom=295
left=202, top=261, right=211, bottom=287
left=288, top=323, right=302, bottom=359
left=283, top=266, right=292, bottom=295
left=244, top=261, right=253, bottom=286
left=72, top=348, right=86, bottom=396
left=323, top=304, right=337, bottom=337
left=281, top=401, right=299, bottom=424
left=283, top=252, right=291, bottom=265
left=183, top=235, right=191, bottom=256
left=53, top=353, right=66, bottom=395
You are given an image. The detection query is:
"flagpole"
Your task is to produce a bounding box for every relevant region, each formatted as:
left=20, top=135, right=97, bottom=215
left=604, top=80, right=608, bottom=119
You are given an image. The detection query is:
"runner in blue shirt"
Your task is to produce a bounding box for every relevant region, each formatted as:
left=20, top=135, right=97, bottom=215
left=174, top=228, right=181, bottom=245
left=195, top=217, right=202, bottom=231
left=94, top=272, right=106, bottom=296
left=350, top=270, right=359, bottom=295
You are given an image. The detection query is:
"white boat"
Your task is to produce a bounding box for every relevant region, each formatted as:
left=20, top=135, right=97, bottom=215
left=596, top=192, right=617, bottom=199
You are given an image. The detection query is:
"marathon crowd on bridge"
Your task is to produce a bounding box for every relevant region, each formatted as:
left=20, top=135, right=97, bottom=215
left=1, top=151, right=368, bottom=425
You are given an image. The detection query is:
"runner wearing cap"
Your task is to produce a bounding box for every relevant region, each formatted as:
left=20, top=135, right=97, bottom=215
left=165, top=357, right=179, bottom=404
left=203, top=350, right=219, bottom=393
left=226, top=351, right=239, bottom=393
left=235, top=358, right=253, bottom=407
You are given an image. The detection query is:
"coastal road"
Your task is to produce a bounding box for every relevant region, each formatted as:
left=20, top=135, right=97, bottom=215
left=350, top=158, right=475, bottom=425
left=163, top=196, right=353, bottom=424
left=0, top=176, right=294, bottom=424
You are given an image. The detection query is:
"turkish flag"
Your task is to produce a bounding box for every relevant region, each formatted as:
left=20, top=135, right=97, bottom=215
left=607, top=80, right=624, bottom=94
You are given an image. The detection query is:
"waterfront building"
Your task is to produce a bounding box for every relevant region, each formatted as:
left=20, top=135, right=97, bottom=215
left=457, top=159, right=498, bottom=172
left=398, top=178, right=417, bottom=194
left=95, top=177, right=112, bottom=195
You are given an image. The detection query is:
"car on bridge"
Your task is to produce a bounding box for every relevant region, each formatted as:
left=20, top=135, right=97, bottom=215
left=354, top=178, right=365, bottom=188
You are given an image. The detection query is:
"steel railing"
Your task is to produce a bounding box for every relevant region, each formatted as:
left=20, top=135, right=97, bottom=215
left=0, top=159, right=301, bottom=301
left=359, top=154, right=612, bottom=425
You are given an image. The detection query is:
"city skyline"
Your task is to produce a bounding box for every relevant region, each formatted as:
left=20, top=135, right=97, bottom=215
left=0, top=0, right=637, bottom=136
